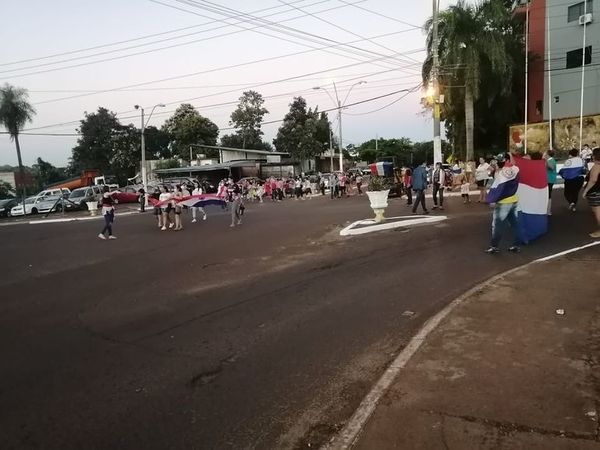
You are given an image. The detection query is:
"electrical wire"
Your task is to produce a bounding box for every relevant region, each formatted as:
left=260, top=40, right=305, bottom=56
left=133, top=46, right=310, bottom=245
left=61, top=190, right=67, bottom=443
left=344, top=84, right=422, bottom=115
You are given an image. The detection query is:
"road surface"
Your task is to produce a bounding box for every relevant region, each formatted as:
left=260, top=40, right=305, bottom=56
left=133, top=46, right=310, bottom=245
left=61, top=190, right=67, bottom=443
left=0, top=194, right=596, bottom=449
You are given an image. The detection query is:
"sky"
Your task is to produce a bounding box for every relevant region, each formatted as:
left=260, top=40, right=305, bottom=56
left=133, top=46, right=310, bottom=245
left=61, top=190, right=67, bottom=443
left=0, top=0, right=453, bottom=167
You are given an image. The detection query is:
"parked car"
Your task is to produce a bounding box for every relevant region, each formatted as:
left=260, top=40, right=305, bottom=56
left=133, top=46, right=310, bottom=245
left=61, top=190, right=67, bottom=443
left=36, top=187, right=71, bottom=199
left=10, top=197, right=38, bottom=216
left=66, top=186, right=103, bottom=210
left=0, top=198, right=19, bottom=218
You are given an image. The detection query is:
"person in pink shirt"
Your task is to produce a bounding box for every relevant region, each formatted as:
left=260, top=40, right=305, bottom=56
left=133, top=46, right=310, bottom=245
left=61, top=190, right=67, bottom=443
left=339, top=173, right=347, bottom=197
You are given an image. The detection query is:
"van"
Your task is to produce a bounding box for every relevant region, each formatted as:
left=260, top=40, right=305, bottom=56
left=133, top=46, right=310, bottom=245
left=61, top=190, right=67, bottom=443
left=36, top=188, right=71, bottom=200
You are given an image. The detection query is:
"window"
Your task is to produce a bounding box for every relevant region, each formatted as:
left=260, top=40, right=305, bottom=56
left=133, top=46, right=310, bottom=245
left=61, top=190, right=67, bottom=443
left=568, top=0, right=593, bottom=22
left=566, top=46, right=592, bottom=68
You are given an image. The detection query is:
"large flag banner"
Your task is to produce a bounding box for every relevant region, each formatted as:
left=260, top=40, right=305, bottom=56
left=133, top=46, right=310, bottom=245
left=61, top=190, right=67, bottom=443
left=513, top=157, right=548, bottom=243
left=558, top=156, right=586, bottom=180
left=369, top=162, right=394, bottom=177
left=486, top=165, right=520, bottom=204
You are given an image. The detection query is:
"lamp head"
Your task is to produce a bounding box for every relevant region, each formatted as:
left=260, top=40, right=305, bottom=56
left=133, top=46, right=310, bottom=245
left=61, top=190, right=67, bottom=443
left=134, top=104, right=140, bottom=110
left=157, top=103, right=166, bottom=107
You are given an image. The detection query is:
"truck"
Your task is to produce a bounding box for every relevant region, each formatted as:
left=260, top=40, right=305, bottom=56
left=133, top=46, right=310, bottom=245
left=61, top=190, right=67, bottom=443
left=46, top=170, right=100, bottom=191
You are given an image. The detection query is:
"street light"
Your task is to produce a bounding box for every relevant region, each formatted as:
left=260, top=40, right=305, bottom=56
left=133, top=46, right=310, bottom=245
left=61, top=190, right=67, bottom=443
left=134, top=103, right=165, bottom=204
left=314, top=80, right=366, bottom=171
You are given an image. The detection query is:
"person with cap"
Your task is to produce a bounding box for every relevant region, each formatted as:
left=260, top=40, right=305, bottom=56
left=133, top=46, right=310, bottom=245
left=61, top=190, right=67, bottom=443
left=485, top=153, right=522, bottom=254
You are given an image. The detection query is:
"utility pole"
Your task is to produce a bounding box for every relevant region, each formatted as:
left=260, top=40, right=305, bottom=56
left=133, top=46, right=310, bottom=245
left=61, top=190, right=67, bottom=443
left=140, top=107, right=147, bottom=194
left=432, top=0, right=442, bottom=166
left=334, top=81, right=344, bottom=172
left=329, top=128, right=334, bottom=173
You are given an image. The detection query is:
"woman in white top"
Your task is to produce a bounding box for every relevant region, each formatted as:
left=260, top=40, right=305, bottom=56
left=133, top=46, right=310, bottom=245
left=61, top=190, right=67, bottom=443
left=158, top=185, right=172, bottom=231
left=191, top=184, right=207, bottom=223
left=475, top=157, right=490, bottom=203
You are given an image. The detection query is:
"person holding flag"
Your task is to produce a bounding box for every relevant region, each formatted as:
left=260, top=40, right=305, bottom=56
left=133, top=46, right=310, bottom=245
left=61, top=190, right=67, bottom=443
left=485, top=153, right=522, bottom=254
left=559, top=149, right=587, bottom=212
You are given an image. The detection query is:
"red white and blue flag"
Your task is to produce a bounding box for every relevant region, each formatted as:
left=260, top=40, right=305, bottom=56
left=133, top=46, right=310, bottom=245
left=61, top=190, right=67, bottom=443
left=558, top=156, right=586, bottom=180
left=486, top=166, right=520, bottom=204
left=149, top=194, right=226, bottom=208
left=514, top=157, right=548, bottom=243
left=369, top=162, right=394, bottom=177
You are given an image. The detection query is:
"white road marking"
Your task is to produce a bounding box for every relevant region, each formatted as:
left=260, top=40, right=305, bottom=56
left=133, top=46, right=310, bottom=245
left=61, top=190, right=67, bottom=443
left=324, top=240, right=599, bottom=449
left=339, top=215, right=447, bottom=236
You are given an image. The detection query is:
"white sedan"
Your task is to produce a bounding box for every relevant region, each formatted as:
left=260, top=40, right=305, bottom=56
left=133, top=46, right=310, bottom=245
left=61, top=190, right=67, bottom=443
left=11, top=195, right=64, bottom=216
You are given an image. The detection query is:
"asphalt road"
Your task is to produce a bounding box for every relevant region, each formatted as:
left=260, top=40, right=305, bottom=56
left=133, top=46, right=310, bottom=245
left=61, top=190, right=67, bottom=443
left=0, top=193, right=596, bottom=449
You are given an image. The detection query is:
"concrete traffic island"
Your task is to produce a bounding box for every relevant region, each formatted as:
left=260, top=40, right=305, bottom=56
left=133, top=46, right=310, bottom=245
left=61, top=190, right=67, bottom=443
left=340, top=215, right=447, bottom=236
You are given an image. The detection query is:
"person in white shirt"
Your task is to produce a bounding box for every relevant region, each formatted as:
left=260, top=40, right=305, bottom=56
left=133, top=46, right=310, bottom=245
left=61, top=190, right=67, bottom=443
left=581, top=144, right=593, bottom=164
left=475, top=157, right=491, bottom=203
left=461, top=178, right=471, bottom=203
left=191, top=183, right=207, bottom=223
left=158, top=185, right=172, bottom=231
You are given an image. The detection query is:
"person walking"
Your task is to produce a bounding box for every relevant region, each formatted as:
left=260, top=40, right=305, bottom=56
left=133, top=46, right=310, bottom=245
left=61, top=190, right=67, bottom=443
left=543, top=149, right=557, bottom=216
left=229, top=183, right=243, bottom=227
left=431, top=162, right=445, bottom=210
left=191, top=183, right=207, bottom=223
left=356, top=174, right=363, bottom=195
left=485, top=154, right=522, bottom=254
left=339, top=173, right=347, bottom=197
left=475, top=157, right=490, bottom=203
left=173, top=185, right=184, bottom=231
left=98, top=186, right=117, bottom=240
left=559, top=149, right=587, bottom=212
left=403, top=167, right=413, bottom=206
left=461, top=177, right=471, bottom=203
left=138, top=187, right=146, bottom=213
left=582, top=147, right=600, bottom=238
left=330, top=174, right=338, bottom=199
left=159, top=185, right=172, bottom=231
left=411, top=161, right=429, bottom=214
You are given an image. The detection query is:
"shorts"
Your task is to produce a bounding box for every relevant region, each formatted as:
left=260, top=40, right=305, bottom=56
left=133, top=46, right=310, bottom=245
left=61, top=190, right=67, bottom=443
left=153, top=207, right=161, bottom=216
left=476, top=179, right=486, bottom=188
left=174, top=206, right=182, bottom=215
left=587, top=190, right=600, bottom=207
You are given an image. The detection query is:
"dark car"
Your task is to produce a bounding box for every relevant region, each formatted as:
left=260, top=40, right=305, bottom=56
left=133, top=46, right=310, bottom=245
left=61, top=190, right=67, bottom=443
left=0, top=198, right=18, bottom=218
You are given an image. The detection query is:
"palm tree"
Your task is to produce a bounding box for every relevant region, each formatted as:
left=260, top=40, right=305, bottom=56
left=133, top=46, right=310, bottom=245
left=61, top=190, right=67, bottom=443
left=0, top=84, right=36, bottom=202
left=423, top=0, right=515, bottom=161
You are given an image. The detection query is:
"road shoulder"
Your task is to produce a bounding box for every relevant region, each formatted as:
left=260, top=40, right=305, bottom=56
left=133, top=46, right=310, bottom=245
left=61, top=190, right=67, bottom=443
left=345, top=244, right=600, bottom=449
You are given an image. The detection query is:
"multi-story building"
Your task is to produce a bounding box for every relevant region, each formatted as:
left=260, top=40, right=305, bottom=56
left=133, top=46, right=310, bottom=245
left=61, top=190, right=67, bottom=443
left=515, top=0, right=600, bottom=122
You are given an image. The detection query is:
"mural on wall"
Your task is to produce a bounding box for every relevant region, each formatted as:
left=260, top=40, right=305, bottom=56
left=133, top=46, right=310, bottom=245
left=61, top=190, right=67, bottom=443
left=554, top=115, right=600, bottom=151
left=508, top=114, right=600, bottom=154
left=509, top=122, right=550, bottom=153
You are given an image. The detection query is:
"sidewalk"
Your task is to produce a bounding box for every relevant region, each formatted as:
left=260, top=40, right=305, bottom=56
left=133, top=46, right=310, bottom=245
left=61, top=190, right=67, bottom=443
left=349, top=245, right=600, bottom=449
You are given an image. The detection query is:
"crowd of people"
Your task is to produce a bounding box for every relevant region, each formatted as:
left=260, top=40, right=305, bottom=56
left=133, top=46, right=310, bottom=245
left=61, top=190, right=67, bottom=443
left=97, top=146, right=600, bottom=244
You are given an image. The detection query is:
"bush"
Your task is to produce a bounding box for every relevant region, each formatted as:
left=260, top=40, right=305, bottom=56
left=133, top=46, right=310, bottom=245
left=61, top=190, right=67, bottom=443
left=367, top=175, right=392, bottom=191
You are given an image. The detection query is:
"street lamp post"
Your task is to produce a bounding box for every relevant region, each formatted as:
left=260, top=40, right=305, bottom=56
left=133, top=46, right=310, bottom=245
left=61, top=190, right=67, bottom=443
left=314, top=81, right=366, bottom=172
left=134, top=103, right=165, bottom=204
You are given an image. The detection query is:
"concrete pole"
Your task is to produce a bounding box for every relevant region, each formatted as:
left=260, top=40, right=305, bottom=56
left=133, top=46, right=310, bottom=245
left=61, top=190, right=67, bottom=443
left=547, top=6, right=553, bottom=150
left=524, top=3, right=529, bottom=153
left=140, top=107, right=147, bottom=199
left=432, top=0, right=442, bottom=165
left=329, top=128, right=334, bottom=172
left=579, top=0, right=588, bottom=152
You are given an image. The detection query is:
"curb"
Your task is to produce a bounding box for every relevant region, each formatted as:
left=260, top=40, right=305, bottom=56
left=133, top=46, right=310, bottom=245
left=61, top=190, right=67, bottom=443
left=324, top=240, right=600, bottom=450
left=0, top=211, right=139, bottom=227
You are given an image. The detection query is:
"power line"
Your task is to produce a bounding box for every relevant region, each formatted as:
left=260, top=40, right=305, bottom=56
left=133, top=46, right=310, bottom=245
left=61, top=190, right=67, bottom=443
left=344, top=84, right=422, bottom=115
left=161, top=0, right=418, bottom=69
left=29, top=34, right=423, bottom=107
left=337, top=0, right=421, bottom=29
left=0, top=0, right=321, bottom=68
left=3, top=0, right=408, bottom=80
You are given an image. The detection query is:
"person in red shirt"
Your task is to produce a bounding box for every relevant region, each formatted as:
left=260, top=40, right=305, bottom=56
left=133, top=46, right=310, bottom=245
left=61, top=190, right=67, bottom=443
left=403, top=168, right=412, bottom=206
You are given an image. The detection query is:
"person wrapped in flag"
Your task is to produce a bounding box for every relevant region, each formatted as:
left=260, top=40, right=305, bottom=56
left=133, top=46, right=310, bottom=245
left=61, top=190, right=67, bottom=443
left=558, top=149, right=587, bottom=212
left=485, top=153, right=523, bottom=254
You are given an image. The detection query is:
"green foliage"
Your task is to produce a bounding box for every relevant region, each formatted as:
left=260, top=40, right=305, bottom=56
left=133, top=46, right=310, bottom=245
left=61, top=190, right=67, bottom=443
left=228, top=90, right=269, bottom=149
left=423, top=0, right=523, bottom=159
left=0, top=83, right=36, bottom=138
left=367, top=175, right=393, bottom=192
left=357, top=138, right=452, bottom=166
left=155, top=159, right=181, bottom=170
left=162, top=104, right=219, bottom=160
left=70, top=107, right=122, bottom=174
left=144, top=125, right=171, bottom=159
left=273, top=97, right=332, bottom=160
left=32, top=157, right=67, bottom=190
left=0, top=180, right=14, bottom=198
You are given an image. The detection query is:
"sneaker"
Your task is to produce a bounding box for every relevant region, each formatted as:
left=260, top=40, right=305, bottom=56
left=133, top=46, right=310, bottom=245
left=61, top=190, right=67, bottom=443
left=230, top=224, right=235, bottom=228
left=108, top=235, right=117, bottom=240
left=191, top=219, right=197, bottom=223
left=432, top=205, right=438, bottom=210
left=439, top=207, right=444, bottom=210
left=237, top=220, right=242, bottom=225
left=484, top=247, right=500, bottom=254
left=203, top=215, right=207, bottom=221
left=98, top=233, right=106, bottom=240
left=569, top=203, right=575, bottom=211
left=508, top=246, right=521, bottom=253
left=161, top=226, right=167, bottom=231
left=423, top=210, right=430, bottom=214
left=590, top=230, right=600, bottom=238
left=169, top=223, right=174, bottom=229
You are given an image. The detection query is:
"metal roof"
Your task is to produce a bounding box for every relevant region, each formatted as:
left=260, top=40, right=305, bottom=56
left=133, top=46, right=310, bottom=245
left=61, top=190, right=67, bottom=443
left=194, top=144, right=289, bottom=156
left=153, top=160, right=256, bottom=174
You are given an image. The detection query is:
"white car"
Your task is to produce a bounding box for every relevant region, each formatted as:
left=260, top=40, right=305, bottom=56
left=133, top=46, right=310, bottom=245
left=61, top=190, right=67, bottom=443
left=10, top=195, right=65, bottom=216
left=10, top=197, right=37, bottom=216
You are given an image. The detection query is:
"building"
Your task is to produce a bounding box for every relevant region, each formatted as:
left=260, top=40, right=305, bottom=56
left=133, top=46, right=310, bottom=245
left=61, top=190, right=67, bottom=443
left=514, top=0, right=600, bottom=122
left=0, top=171, right=35, bottom=191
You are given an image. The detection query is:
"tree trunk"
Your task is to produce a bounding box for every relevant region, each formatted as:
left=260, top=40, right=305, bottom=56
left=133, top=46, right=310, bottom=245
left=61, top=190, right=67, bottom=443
left=464, top=86, right=474, bottom=162
left=14, top=133, right=28, bottom=208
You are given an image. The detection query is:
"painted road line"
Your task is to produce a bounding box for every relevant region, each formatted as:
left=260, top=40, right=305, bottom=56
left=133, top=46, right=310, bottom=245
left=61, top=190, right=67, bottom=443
left=324, top=241, right=599, bottom=450
left=340, top=215, right=447, bottom=236
left=28, top=211, right=138, bottom=225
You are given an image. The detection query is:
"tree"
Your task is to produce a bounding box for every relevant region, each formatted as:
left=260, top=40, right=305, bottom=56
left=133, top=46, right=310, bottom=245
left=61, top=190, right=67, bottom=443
left=144, top=126, right=171, bottom=159
left=32, top=157, right=66, bottom=190
left=0, top=180, right=14, bottom=199
left=110, top=124, right=142, bottom=185
left=0, top=84, right=36, bottom=203
left=227, top=90, right=269, bottom=149
left=70, top=107, right=122, bottom=174
left=162, top=104, right=219, bottom=160
left=272, top=97, right=332, bottom=162
left=423, top=0, right=517, bottom=161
